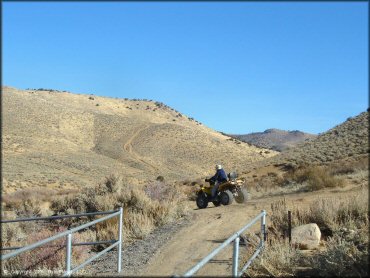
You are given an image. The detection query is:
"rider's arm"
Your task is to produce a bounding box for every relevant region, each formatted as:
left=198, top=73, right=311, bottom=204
left=210, top=171, right=219, bottom=182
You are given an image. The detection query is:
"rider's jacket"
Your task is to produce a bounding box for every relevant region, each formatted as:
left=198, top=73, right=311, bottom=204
left=210, top=169, right=228, bottom=183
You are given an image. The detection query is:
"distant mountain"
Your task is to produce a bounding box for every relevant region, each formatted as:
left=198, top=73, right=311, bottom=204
left=273, top=111, right=369, bottom=166
left=228, top=129, right=317, bottom=152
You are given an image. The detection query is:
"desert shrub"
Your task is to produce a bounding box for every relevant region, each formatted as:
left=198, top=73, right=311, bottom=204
left=270, top=198, right=291, bottom=235
left=302, top=190, right=368, bottom=234
left=270, top=188, right=368, bottom=238
left=182, top=179, right=191, bottom=186
left=15, top=199, right=42, bottom=218
left=248, top=174, right=282, bottom=196
left=154, top=101, right=163, bottom=107
left=2, top=176, right=191, bottom=274
left=284, top=165, right=345, bottom=191
left=3, top=187, right=57, bottom=211
left=1, top=222, right=27, bottom=249
left=176, top=182, right=198, bottom=201
left=156, top=175, right=165, bottom=182
left=2, top=226, right=89, bottom=274
left=250, top=189, right=368, bottom=277
left=246, top=239, right=302, bottom=277
left=326, top=155, right=368, bottom=176
left=328, top=162, right=356, bottom=175
left=310, top=233, right=368, bottom=277
left=50, top=175, right=189, bottom=243
left=102, top=174, right=122, bottom=193
left=94, top=217, right=120, bottom=251
left=144, top=181, right=181, bottom=202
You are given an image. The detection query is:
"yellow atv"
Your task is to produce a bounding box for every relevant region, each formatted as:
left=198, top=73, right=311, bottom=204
left=196, top=172, right=248, bottom=209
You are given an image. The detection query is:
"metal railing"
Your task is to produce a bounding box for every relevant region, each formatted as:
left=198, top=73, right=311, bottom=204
left=182, top=210, right=267, bottom=277
left=1, top=208, right=123, bottom=276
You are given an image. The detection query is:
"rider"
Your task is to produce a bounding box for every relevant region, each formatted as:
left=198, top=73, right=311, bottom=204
left=207, top=164, right=228, bottom=200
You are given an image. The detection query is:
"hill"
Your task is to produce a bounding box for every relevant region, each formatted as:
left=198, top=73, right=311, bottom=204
left=229, top=128, right=317, bottom=151
left=271, top=111, right=369, bottom=167
left=2, top=86, right=277, bottom=193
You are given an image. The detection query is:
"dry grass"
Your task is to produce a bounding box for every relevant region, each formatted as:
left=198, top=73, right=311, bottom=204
left=246, top=158, right=367, bottom=199
left=1, top=174, right=190, bottom=274
left=245, top=188, right=369, bottom=277
left=284, top=165, right=345, bottom=191
left=50, top=175, right=190, bottom=243
left=2, top=226, right=89, bottom=275
left=242, top=238, right=302, bottom=277
left=327, top=155, right=368, bottom=176
left=3, top=86, right=277, bottom=192
left=310, top=230, right=368, bottom=277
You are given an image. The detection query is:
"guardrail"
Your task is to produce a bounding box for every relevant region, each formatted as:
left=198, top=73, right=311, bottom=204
left=182, top=210, right=267, bottom=277
left=1, top=208, right=123, bottom=276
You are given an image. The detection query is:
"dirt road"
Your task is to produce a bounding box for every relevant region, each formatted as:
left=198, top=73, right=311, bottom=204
left=141, top=201, right=261, bottom=276
left=87, top=184, right=362, bottom=276
left=140, top=185, right=363, bottom=276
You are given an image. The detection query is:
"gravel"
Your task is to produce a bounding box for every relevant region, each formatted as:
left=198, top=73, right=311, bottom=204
left=84, top=215, right=191, bottom=276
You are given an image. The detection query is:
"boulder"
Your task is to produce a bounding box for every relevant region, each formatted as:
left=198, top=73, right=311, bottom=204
left=291, top=223, right=321, bottom=250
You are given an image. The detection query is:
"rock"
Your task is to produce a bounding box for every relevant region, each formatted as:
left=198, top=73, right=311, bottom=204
left=292, top=223, right=321, bottom=250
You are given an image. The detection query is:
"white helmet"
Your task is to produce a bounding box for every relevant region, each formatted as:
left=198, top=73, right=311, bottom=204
left=216, top=164, right=222, bottom=170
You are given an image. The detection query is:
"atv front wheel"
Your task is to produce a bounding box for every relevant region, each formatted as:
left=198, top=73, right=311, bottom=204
left=220, top=190, right=233, bottom=205
left=196, top=193, right=209, bottom=209
left=212, top=198, right=221, bottom=207
left=235, top=188, right=248, bottom=204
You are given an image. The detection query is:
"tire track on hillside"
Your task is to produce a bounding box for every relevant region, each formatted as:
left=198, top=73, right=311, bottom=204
left=123, top=124, right=159, bottom=172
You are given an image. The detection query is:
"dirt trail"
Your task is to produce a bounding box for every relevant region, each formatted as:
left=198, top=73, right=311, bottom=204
left=140, top=185, right=363, bottom=276
left=123, top=124, right=158, bottom=172
left=141, top=202, right=260, bottom=276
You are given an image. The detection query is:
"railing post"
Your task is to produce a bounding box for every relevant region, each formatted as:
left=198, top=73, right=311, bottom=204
left=117, top=207, right=123, bottom=273
left=232, top=236, right=240, bottom=277
left=66, top=233, right=72, bottom=277
left=288, top=210, right=292, bottom=244
left=260, top=210, right=266, bottom=248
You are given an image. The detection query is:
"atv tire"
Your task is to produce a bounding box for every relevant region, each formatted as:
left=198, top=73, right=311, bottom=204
left=196, top=193, right=209, bottom=209
left=220, top=190, right=233, bottom=205
left=235, top=188, right=248, bottom=204
left=212, top=198, right=221, bottom=207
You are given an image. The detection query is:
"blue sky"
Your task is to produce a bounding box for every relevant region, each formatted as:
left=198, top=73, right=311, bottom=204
left=3, top=1, right=368, bottom=134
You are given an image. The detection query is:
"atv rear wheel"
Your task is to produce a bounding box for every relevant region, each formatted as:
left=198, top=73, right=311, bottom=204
left=235, top=188, right=248, bottom=204
left=196, top=192, right=209, bottom=209
left=220, top=190, right=233, bottom=205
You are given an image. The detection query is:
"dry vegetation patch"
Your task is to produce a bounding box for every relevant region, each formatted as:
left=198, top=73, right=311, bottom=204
left=50, top=175, right=190, bottom=241
left=246, top=155, right=368, bottom=199
left=243, top=188, right=369, bottom=277
left=283, top=165, right=345, bottom=191
left=1, top=175, right=190, bottom=275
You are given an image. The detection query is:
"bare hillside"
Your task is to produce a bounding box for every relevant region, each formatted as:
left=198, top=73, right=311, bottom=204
left=229, top=129, right=317, bottom=151
left=270, top=111, right=369, bottom=167
left=2, top=86, right=277, bottom=193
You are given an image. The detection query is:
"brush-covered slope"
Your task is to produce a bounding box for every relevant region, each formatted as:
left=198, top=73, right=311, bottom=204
left=229, top=129, right=317, bottom=151
left=2, top=86, right=277, bottom=192
left=272, top=111, right=369, bottom=166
